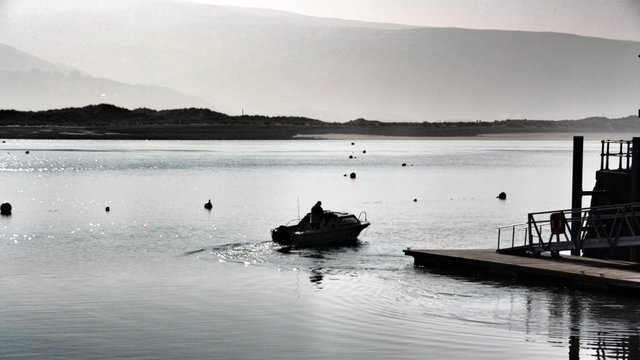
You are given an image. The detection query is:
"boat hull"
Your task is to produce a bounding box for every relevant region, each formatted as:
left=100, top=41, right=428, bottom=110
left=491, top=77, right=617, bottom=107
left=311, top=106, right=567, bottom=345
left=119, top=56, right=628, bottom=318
left=288, top=223, right=369, bottom=248
left=271, top=211, right=370, bottom=248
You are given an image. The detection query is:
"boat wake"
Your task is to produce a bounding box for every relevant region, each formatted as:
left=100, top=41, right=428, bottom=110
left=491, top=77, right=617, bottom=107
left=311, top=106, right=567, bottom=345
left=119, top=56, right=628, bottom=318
left=181, top=241, right=277, bottom=266
left=181, top=240, right=374, bottom=273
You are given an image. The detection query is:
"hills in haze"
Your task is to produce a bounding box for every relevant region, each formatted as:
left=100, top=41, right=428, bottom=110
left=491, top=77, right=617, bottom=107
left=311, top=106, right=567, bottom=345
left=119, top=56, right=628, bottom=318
left=0, top=43, right=210, bottom=110
left=0, top=0, right=638, bottom=122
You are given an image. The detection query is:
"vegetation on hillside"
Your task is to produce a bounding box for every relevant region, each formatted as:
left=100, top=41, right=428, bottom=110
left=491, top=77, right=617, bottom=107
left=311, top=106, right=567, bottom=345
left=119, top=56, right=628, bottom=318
left=0, top=104, right=638, bottom=139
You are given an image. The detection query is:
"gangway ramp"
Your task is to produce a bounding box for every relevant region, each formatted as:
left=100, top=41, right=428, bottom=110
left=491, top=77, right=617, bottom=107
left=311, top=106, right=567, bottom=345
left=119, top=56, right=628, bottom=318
left=497, top=202, right=640, bottom=256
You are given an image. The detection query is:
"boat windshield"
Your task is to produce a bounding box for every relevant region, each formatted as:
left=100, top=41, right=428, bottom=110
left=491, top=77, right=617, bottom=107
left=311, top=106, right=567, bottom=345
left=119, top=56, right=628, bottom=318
left=339, top=216, right=359, bottom=225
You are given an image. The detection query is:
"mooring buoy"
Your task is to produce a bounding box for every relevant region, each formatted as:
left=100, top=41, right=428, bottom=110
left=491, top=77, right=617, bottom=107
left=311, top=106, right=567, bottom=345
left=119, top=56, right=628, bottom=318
left=1, top=202, right=12, bottom=216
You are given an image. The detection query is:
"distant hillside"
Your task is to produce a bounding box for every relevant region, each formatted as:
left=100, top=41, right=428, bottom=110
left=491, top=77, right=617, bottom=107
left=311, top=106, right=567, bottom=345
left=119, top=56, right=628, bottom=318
left=0, top=104, right=638, bottom=140
left=1, top=0, right=638, bottom=122
left=0, top=43, right=73, bottom=74
left=0, top=43, right=210, bottom=111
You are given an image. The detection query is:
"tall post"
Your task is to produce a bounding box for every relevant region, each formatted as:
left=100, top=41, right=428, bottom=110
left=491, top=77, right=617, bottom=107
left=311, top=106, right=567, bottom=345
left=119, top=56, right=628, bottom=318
left=571, top=136, right=584, bottom=255
left=633, top=137, right=640, bottom=202
left=636, top=52, right=639, bottom=200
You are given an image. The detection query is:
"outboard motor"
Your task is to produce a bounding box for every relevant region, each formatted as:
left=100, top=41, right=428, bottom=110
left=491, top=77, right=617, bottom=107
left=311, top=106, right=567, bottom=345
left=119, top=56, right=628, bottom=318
left=271, top=225, right=292, bottom=245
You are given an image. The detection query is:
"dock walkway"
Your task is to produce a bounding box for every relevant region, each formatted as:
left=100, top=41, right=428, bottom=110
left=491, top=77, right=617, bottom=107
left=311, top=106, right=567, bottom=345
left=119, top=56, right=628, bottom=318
left=404, top=249, right=640, bottom=293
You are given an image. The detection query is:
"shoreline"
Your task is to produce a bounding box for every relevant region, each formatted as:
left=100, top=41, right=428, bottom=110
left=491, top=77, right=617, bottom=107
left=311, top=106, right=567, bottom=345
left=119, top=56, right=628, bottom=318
left=0, top=130, right=634, bottom=142
left=294, top=132, right=636, bottom=141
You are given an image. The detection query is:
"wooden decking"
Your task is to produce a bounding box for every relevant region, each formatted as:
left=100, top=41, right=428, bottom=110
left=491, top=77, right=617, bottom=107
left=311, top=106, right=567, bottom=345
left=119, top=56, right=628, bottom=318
left=404, top=248, right=640, bottom=293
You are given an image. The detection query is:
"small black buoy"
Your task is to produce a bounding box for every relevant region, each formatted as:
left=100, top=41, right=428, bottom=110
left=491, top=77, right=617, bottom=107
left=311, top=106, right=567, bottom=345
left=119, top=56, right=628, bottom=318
left=343, top=174, right=347, bottom=177
left=413, top=198, right=417, bottom=202
left=25, top=151, right=29, bottom=154
left=497, top=192, right=507, bottom=200
left=350, top=172, right=356, bottom=179
left=349, top=155, right=353, bottom=159
left=105, top=206, right=110, bottom=212
left=1, top=202, right=12, bottom=216
left=402, top=163, right=407, bottom=167
left=362, top=150, right=366, bottom=154
left=204, top=199, right=213, bottom=210
left=351, top=142, right=355, bottom=145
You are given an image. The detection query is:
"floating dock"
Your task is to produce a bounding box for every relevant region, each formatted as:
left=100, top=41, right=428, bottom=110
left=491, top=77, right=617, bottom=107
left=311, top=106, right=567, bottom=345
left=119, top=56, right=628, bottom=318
left=404, top=137, right=640, bottom=294
left=404, top=249, right=640, bottom=293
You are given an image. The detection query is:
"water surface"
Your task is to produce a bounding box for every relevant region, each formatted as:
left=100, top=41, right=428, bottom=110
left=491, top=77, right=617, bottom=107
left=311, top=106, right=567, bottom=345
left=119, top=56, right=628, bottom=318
left=2, top=139, right=638, bottom=359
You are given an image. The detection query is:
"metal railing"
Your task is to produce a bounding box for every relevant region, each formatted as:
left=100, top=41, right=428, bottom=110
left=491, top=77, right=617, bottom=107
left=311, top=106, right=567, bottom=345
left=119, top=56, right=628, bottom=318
left=497, top=222, right=529, bottom=250
left=600, top=140, right=633, bottom=171
left=497, top=202, right=640, bottom=254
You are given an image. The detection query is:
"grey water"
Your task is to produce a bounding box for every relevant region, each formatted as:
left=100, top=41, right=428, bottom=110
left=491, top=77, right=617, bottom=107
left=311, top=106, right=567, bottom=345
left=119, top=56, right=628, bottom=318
left=1, top=139, right=639, bottom=359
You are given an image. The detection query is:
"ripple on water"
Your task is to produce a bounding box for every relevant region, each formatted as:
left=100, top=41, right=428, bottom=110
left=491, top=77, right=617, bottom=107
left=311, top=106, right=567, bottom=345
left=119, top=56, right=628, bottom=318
left=187, top=240, right=639, bottom=357
left=183, top=241, right=533, bottom=354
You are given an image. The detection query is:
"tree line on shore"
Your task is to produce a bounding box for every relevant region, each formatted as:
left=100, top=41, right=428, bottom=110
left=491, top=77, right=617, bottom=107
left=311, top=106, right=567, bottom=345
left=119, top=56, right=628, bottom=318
left=0, top=104, right=637, bottom=140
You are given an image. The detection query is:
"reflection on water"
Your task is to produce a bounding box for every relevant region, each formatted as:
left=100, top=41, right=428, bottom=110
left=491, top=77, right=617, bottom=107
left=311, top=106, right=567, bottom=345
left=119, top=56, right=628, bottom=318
left=571, top=334, right=640, bottom=360
left=412, top=263, right=640, bottom=359
left=309, top=268, right=325, bottom=286
left=550, top=292, right=640, bottom=360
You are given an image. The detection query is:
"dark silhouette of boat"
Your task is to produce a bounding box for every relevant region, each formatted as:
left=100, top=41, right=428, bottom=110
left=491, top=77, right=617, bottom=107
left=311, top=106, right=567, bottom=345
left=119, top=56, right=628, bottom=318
left=272, top=210, right=369, bottom=248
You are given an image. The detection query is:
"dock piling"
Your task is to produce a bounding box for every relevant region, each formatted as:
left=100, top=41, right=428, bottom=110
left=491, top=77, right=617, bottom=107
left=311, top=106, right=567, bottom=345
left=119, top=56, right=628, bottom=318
left=571, top=136, right=584, bottom=256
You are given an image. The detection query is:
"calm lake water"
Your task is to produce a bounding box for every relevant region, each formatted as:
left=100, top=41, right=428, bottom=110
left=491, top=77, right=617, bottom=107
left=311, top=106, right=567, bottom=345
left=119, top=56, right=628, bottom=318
left=1, top=138, right=639, bottom=359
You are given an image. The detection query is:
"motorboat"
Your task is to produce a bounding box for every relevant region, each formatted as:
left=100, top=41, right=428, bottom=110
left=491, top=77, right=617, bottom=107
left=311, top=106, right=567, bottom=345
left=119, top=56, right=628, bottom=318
left=271, top=210, right=370, bottom=248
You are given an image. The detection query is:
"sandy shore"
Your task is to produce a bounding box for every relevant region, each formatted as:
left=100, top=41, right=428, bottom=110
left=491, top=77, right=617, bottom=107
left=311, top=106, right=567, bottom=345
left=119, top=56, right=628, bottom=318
left=294, top=132, right=638, bottom=141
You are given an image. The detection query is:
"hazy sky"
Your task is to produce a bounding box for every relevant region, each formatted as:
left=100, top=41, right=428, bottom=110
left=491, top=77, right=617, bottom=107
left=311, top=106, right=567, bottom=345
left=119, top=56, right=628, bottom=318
left=0, top=0, right=638, bottom=120
left=1, top=0, right=639, bottom=41
left=184, top=0, right=640, bottom=41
